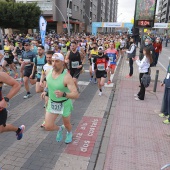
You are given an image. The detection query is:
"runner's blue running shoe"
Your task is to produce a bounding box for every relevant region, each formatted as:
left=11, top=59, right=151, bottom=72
left=65, top=132, right=73, bottom=144
left=56, top=125, right=64, bottom=142
left=16, top=125, right=25, bottom=140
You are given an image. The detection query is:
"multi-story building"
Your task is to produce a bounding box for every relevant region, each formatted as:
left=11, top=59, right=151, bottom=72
left=158, top=0, right=170, bottom=23
left=15, top=0, right=118, bottom=34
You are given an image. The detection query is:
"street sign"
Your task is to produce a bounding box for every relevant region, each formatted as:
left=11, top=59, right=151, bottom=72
left=134, top=0, right=157, bottom=28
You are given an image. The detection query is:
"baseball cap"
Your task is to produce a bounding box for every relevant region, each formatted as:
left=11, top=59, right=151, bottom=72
left=52, top=53, right=64, bottom=61
left=98, top=46, right=104, bottom=51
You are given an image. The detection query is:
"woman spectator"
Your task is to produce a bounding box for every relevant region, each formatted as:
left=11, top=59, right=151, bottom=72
left=133, top=47, right=153, bottom=101
left=153, top=37, right=162, bottom=66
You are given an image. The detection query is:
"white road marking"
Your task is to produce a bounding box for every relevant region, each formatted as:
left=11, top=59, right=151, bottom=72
left=158, top=61, right=167, bottom=71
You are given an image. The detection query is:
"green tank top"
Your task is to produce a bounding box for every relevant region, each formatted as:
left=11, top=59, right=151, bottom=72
left=115, top=42, right=120, bottom=50
left=46, top=69, right=70, bottom=102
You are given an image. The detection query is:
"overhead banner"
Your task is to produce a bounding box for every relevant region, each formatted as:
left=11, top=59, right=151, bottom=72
left=153, top=23, right=169, bottom=28
left=39, top=16, right=47, bottom=46
left=134, top=0, right=157, bottom=28
left=102, top=22, right=123, bottom=28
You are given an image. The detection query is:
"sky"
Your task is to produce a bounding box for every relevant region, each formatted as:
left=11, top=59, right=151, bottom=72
left=117, top=0, right=160, bottom=23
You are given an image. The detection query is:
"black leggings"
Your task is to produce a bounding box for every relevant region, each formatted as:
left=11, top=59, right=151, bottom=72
left=138, top=72, right=148, bottom=100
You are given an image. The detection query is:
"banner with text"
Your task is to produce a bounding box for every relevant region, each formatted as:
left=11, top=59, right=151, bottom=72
left=39, top=16, right=47, bottom=46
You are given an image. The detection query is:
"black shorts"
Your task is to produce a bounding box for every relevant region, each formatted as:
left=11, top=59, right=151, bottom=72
left=24, top=67, right=33, bottom=78
left=96, top=70, right=107, bottom=79
left=70, top=69, right=81, bottom=79
left=4, top=57, right=13, bottom=65
left=0, top=109, right=7, bottom=127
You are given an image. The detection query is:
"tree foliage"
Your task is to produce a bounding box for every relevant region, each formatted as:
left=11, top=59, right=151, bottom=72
left=0, top=1, right=42, bottom=29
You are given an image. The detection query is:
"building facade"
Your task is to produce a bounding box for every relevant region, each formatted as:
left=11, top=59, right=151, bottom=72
left=158, top=0, right=170, bottom=23
left=15, top=0, right=118, bottom=34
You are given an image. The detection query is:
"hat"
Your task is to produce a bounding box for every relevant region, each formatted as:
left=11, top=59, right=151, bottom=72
left=98, top=46, right=104, bottom=51
left=24, top=42, right=30, bottom=45
left=52, top=53, right=64, bottom=61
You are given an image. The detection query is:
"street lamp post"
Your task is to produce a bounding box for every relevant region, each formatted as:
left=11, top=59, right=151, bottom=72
left=53, top=0, right=71, bottom=36
left=67, top=0, right=71, bottom=36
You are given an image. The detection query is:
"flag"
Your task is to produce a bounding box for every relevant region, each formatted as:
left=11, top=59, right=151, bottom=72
left=39, top=16, right=47, bottom=46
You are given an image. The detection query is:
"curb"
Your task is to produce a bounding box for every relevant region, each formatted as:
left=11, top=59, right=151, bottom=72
left=87, top=56, right=123, bottom=170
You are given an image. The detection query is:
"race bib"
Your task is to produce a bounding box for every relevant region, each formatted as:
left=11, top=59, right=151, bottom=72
left=37, top=66, right=42, bottom=74
left=91, top=58, right=94, bottom=63
left=23, top=59, right=31, bottom=66
left=4, top=54, right=9, bottom=58
left=18, top=55, right=22, bottom=59
left=109, top=57, right=113, bottom=62
left=50, top=101, right=64, bottom=114
left=166, top=73, right=170, bottom=79
left=97, top=64, right=105, bottom=71
left=72, top=61, right=79, bottom=68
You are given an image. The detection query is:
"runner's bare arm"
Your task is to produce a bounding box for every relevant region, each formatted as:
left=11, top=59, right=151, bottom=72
left=0, top=72, right=21, bottom=99
left=65, top=51, right=70, bottom=63
left=64, top=73, right=79, bottom=99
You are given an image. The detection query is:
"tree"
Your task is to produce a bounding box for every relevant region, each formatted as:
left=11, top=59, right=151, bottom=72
left=0, top=1, right=42, bottom=29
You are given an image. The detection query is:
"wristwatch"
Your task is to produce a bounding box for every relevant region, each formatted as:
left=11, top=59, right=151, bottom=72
left=62, top=92, right=67, bottom=97
left=4, top=97, right=9, bottom=102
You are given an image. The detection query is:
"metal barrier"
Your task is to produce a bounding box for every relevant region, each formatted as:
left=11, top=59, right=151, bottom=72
left=153, top=70, right=159, bottom=92
left=161, top=164, right=170, bottom=170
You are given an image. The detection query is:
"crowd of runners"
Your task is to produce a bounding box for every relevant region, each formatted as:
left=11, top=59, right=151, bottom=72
left=0, top=32, right=166, bottom=144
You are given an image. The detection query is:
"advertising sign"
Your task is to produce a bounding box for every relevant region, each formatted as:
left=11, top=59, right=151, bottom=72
left=134, top=0, right=157, bottom=28
left=39, top=16, right=47, bottom=46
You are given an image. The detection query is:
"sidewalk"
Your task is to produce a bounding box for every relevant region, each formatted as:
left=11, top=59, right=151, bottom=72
left=95, top=56, right=170, bottom=170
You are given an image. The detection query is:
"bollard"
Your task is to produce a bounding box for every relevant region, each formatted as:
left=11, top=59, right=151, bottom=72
left=153, top=70, right=159, bottom=92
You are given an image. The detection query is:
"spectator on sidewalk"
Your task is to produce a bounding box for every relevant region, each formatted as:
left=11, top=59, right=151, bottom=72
left=153, top=37, right=162, bottom=66
left=133, top=47, right=153, bottom=101
left=160, top=64, right=170, bottom=124
left=139, top=38, right=156, bottom=67
left=165, top=36, right=169, bottom=47
left=125, top=38, right=136, bottom=78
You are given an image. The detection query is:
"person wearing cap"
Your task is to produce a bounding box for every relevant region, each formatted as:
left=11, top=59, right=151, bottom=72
left=65, top=41, right=83, bottom=91
left=105, top=42, right=118, bottom=85
left=93, top=46, right=109, bottom=96
left=20, top=42, right=36, bottom=99
left=13, top=40, right=25, bottom=85
left=41, top=53, right=79, bottom=144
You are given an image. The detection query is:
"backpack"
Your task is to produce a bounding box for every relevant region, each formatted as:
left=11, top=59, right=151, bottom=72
left=141, top=74, right=151, bottom=88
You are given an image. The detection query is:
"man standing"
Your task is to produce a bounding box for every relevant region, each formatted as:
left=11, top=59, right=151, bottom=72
left=0, top=72, right=25, bottom=140
left=20, top=42, right=36, bottom=99
left=41, top=53, right=79, bottom=144
left=125, top=38, right=136, bottom=78
left=65, top=42, right=83, bottom=90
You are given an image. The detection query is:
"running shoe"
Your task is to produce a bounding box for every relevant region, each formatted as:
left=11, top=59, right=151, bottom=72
left=40, top=121, right=45, bottom=128
left=56, top=125, right=65, bottom=142
left=159, top=113, right=166, bottom=118
left=89, top=78, right=93, bottom=82
left=163, top=119, right=170, bottom=125
left=14, top=73, right=18, bottom=79
left=98, top=92, right=102, bottom=96
left=65, top=131, right=73, bottom=144
left=94, top=79, right=97, bottom=84
left=23, top=94, right=31, bottom=99
left=16, top=125, right=25, bottom=140
left=107, top=80, right=111, bottom=85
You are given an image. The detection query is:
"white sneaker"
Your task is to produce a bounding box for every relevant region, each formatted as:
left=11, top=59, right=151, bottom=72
left=134, top=94, right=138, bottom=97
left=134, top=97, right=140, bottom=101
left=23, top=94, right=31, bottom=99
left=98, top=92, right=102, bottom=96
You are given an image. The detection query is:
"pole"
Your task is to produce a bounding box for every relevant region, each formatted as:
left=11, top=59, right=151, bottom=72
left=67, top=0, right=71, bottom=36
left=53, top=1, right=69, bottom=35
left=0, top=28, right=3, bottom=50
left=153, top=70, right=159, bottom=92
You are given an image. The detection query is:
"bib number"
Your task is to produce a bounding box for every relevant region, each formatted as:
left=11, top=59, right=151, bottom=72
left=166, top=73, right=170, bottom=79
left=50, top=101, right=64, bottom=114
left=72, top=61, right=79, bottom=68
left=37, top=66, right=42, bottom=74
left=109, top=57, right=113, bottom=62
left=97, top=64, right=105, bottom=71
left=23, top=59, right=31, bottom=66
left=4, top=53, right=9, bottom=58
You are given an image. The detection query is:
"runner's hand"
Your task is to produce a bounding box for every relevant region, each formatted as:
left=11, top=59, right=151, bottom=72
left=77, top=65, right=82, bottom=69
left=41, top=92, right=46, bottom=99
left=40, top=81, right=44, bottom=88
left=55, top=90, right=63, bottom=98
left=30, top=74, right=33, bottom=79
left=0, top=99, right=7, bottom=110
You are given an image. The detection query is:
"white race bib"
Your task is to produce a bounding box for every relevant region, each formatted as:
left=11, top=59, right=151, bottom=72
left=18, top=55, right=22, bottom=59
left=50, top=101, right=64, bottom=114
left=4, top=54, right=9, bottom=58
left=72, top=61, right=79, bottom=68
left=166, top=73, right=170, bottom=79
left=109, top=57, right=113, bottom=62
left=23, top=59, right=31, bottom=66
left=97, top=64, right=105, bottom=71
left=91, top=58, right=94, bottom=63
left=37, top=66, right=42, bottom=74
